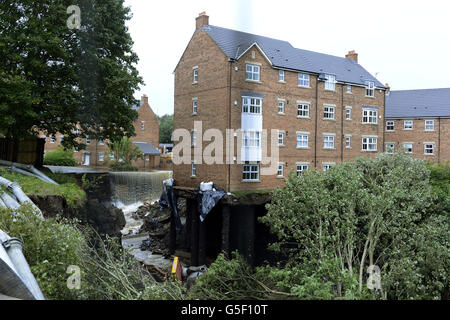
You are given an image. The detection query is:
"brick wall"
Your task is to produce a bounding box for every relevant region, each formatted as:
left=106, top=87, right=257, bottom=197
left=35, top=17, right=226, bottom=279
left=173, top=29, right=386, bottom=192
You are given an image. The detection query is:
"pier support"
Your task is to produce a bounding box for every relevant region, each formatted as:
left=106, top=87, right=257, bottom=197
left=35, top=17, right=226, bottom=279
left=221, top=205, right=231, bottom=259
left=189, top=199, right=199, bottom=266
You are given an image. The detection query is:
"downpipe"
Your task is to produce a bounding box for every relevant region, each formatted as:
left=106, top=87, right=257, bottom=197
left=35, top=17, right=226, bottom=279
left=0, top=230, right=45, bottom=300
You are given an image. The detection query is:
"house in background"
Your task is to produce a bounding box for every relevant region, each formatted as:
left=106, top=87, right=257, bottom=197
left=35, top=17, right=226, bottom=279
left=42, top=94, right=161, bottom=170
left=385, top=88, right=450, bottom=163
left=174, top=13, right=387, bottom=193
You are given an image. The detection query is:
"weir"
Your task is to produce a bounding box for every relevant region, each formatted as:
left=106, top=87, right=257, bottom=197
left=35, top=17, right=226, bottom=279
left=110, top=171, right=171, bottom=206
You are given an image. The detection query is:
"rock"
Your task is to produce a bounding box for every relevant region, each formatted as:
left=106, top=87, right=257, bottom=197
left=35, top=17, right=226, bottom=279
left=86, top=199, right=126, bottom=237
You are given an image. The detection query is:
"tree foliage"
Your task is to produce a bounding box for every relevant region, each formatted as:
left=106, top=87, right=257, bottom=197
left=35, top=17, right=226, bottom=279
left=158, top=114, right=173, bottom=144
left=106, top=137, right=143, bottom=171
left=260, top=153, right=449, bottom=300
left=0, top=0, right=143, bottom=147
left=43, top=146, right=78, bottom=167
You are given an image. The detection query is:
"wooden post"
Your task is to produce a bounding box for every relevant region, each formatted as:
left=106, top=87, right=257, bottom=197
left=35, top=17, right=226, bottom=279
left=245, top=206, right=255, bottom=266
left=221, top=205, right=231, bottom=259
left=198, top=217, right=206, bottom=266
left=169, top=208, right=177, bottom=255
left=190, top=199, right=199, bottom=266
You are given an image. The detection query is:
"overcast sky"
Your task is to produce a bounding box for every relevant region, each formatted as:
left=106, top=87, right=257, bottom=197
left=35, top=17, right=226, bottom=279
left=124, top=0, right=450, bottom=116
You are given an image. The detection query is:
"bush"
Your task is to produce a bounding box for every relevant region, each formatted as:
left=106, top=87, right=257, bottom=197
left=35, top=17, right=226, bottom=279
left=109, top=162, right=138, bottom=172
left=0, top=205, right=185, bottom=300
left=44, top=147, right=78, bottom=167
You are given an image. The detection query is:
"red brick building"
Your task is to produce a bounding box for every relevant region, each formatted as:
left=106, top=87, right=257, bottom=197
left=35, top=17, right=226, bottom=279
left=385, top=88, right=450, bottom=163
left=43, top=94, right=161, bottom=170
left=174, top=13, right=387, bottom=192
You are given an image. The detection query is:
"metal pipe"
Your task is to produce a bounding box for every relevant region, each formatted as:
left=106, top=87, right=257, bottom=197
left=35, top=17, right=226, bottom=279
left=0, top=176, right=43, bottom=217
left=0, top=192, right=21, bottom=210
left=0, top=160, right=57, bottom=185
left=0, top=230, right=44, bottom=300
left=3, top=238, right=45, bottom=300
left=0, top=197, right=6, bottom=208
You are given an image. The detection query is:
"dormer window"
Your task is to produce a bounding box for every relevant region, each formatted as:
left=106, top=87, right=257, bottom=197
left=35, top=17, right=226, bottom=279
left=324, top=74, right=336, bottom=91
left=365, top=81, right=375, bottom=97
left=246, top=64, right=260, bottom=81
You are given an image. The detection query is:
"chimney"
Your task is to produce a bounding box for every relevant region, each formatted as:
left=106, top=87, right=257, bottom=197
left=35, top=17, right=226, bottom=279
left=141, top=94, right=148, bottom=105
left=345, top=50, right=358, bottom=63
left=385, top=83, right=390, bottom=95
left=196, top=12, right=209, bottom=30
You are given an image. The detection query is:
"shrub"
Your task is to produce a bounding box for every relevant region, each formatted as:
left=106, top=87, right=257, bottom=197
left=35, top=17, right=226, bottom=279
left=109, top=162, right=138, bottom=172
left=44, top=147, right=78, bottom=167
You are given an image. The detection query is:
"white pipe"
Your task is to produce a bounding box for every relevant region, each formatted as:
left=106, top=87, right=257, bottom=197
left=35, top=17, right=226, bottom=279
left=1, top=192, right=21, bottom=210
left=0, top=177, right=43, bottom=218
left=0, top=160, right=57, bottom=185
left=0, top=230, right=44, bottom=300
left=0, top=197, right=6, bottom=208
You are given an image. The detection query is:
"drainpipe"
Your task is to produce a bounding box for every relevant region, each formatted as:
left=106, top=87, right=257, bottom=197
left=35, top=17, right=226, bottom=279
left=341, top=84, right=344, bottom=163
left=0, top=192, right=21, bottom=210
left=0, top=230, right=45, bottom=300
left=314, top=77, right=319, bottom=169
left=227, top=58, right=235, bottom=193
left=438, top=117, right=441, bottom=165
left=0, top=197, right=6, bottom=208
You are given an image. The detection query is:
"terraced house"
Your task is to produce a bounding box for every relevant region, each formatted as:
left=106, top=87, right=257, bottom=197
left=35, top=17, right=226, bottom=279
left=174, top=13, right=387, bottom=192
left=385, top=88, right=450, bottom=163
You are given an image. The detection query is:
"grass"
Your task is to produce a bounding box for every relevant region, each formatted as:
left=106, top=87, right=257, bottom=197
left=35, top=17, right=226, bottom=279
left=0, top=168, right=86, bottom=209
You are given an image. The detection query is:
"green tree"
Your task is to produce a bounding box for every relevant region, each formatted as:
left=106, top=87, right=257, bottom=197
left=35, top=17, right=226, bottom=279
left=158, top=114, right=173, bottom=144
left=107, top=137, right=143, bottom=171
left=261, top=153, right=449, bottom=299
left=0, top=0, right=143, bottom=148
left=43, top=146, right=78, bottom=167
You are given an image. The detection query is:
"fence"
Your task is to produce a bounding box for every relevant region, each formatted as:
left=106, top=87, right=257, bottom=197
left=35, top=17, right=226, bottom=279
left=0, top=138, right=45, bottom=168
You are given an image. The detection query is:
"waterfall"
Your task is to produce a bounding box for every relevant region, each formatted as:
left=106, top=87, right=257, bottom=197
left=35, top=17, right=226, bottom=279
left=110, top=171, right=171, bottom=207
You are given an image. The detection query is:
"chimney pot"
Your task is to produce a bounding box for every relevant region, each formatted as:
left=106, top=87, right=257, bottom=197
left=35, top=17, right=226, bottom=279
left=345, top=50, right=358, bottom=63
left=141, top=94, right=148, bottom=105
left=196, top=12, right=209, bottom=30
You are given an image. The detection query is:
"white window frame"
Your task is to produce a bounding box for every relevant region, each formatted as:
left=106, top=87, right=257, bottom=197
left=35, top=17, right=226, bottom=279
left=404, top=120, right=413, bottom=130
left=345, top=107, right=352, bottom=120
left=193, top=67, right=198, bottom=84
left=99, top=138, right=104, bottom=146
left=362, top=108, right=378, bottom=124
left=99, top=153, right=104, bottom=162
left=297, top=102, right=310, bottom=118
left=345, top=135, right=351, bottom=149
left=243, top=164, right=259, bottom=181
left=403, top=143, right=413, bottom=154
left=324, top=105, right=335, bottom=120
left=296, top=163, right=309, bottom=175
left=277, top=99, right=285, bottom=114
left=385, top=143, right=395, bottom=154
left=346, top=85, right=352, bottom=93
left=298, top=73, right=310, bottom=87
left=425, top=120, right=435, bottom=131
left=386, top=120, right=395, bottom=131
left=362, top=137, right=378, bottom=151
left=242, top=97, right=262, bottom=114
left=191, top=162, right=196, bottom=177
left=279, top=70, right=285, bottom=82
left=109, top=154, right=115, bottom=160
left=323, top=135, right=335, bottom=149
left=246, top=64, right=260, bottom=81
left=365, top=81, right=375, bottom=97
left=278, top=131, right=285, bottom=146
left=324, top=74, right=336, bottom=91
left=50, top=136, right=55, bottom=143
left=141, top=121, right=145, bottom=131
left=277, top=163, right=284, bottom=177
left=296, top=132, right=309, bottom=148
left=86, top=136, right=90, bottom=145
left=192, top=98, right=198, bottom=115
left=59, top=136, right=64, bottom=143
left=243, top=131, right=261, bottom=148
left=424, top=143, right=435, bottom=155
